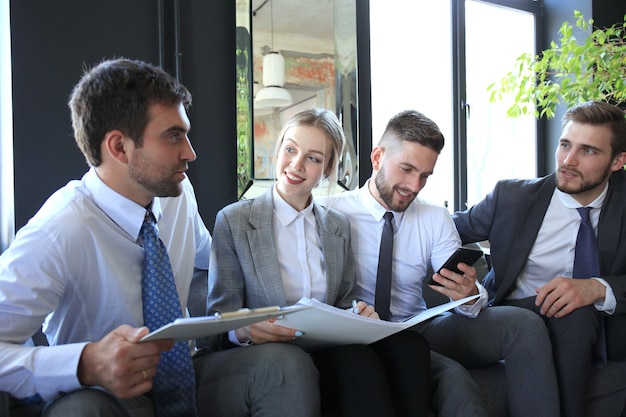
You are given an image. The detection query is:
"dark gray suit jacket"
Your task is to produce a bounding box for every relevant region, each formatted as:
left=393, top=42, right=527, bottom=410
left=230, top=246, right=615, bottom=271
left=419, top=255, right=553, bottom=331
left=453, top=170, right=626, bottom=314
left=206, top=188, right=357, bottom=349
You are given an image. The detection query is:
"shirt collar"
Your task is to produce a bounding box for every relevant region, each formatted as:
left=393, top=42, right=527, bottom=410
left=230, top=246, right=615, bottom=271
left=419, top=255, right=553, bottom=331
left=272, top=186, right=316, bottom=227
left=359, top=180, right=404, bottom=225
left=85, top=167, right=161, bottom=241
left=556, top=182, right=608, bottom=210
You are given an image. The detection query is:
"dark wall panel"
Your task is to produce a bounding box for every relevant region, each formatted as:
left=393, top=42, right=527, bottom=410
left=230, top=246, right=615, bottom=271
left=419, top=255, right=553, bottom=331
left=10, top=0, right=236, bottom=231
left=593, top=0, right=626, bottom=29
left=10, top=0, right=160, bottom=228
left=180, top=0, right=237, bottom=231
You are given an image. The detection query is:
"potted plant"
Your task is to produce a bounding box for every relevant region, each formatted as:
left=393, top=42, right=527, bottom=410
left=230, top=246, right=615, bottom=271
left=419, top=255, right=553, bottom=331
left=488, top=11, right=626, bottom=119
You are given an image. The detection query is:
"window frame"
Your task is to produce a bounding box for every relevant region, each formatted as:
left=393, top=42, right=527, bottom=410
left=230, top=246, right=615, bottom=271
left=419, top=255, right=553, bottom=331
left=451, top=0, right=544, bottom=212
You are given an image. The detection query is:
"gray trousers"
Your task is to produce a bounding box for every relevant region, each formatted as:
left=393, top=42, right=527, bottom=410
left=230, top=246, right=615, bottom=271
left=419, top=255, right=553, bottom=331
left=504, top=296, right=626, bottom=417
left=37, top=343, right=320, bottom=417
left=414, top=305, right=560, bottom=417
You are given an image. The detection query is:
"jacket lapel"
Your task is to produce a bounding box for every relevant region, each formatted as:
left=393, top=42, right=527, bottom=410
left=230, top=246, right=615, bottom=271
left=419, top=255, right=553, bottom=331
left=495, top=174, right=556, bottom=303
left=599, top=171, right=626, bottom=272
left=314, top=203, right=343, bottom=304
left=247, top=189, right=287, bottom=305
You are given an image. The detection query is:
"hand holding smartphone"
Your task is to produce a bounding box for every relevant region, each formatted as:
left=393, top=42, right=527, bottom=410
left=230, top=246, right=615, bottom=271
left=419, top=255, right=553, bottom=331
left=429, top=247, right=483, bottom=286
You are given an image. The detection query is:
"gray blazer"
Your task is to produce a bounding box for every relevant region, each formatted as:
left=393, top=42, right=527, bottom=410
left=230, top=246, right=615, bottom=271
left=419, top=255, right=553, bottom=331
left=453, top=170, right=626, bottom=314
left=207, top=188, right=357, bottom=349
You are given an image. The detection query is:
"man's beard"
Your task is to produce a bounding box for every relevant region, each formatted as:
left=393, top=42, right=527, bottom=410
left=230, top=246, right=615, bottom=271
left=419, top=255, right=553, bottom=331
left=129, top=156, right=183, bottom=198
left=374, top=165, right=416, bottom=212
left=556, top=164, right=612, bottom=196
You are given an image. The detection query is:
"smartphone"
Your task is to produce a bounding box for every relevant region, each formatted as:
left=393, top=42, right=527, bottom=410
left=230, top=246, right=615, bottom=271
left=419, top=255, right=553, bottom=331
left=428, top=247, right=484, bottom=286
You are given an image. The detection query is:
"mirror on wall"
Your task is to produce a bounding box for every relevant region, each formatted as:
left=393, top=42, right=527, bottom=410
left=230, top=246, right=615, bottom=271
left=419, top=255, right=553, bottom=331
left=235, top=0, right=359, bottom=198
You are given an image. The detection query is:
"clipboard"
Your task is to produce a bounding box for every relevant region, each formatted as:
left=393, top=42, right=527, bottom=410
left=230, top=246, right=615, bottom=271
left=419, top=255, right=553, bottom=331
left=141, top=304, right=310, bottom=342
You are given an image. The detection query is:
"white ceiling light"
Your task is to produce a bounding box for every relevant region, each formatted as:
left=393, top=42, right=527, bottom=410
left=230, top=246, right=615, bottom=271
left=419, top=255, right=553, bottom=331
left=253, top=81, right=274, bottom=116
left=254, top=0, right=292, bottom=109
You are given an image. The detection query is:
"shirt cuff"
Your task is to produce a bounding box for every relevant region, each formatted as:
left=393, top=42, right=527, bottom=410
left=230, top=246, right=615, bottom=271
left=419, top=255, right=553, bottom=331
left=591, top=278, right=616, bottom=314
left=228, top=329, right=253, bottom=346
left=34, top=342, right=88, bottom=401
left=453, top=281, right=489, bottom=318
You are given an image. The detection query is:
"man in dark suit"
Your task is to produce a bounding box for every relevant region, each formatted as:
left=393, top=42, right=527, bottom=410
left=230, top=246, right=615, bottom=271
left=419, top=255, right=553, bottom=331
left=453, top=100, right=626, bottom=417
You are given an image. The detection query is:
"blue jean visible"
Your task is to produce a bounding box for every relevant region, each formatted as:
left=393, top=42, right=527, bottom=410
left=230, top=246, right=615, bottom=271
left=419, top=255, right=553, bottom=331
left=413, top=305, right=560, bottom=417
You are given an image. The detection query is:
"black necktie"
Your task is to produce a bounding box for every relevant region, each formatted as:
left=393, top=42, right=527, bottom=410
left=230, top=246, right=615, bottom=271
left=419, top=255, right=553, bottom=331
left=573, top=206, right=606, bottom=367
left=375, top=212, right=394, bottom=321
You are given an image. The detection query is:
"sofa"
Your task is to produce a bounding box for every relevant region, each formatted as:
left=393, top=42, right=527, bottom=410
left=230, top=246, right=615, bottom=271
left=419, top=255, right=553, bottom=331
left=422, top=250, right=626, bottom=417
left=4, top=264, right=624, bottom=417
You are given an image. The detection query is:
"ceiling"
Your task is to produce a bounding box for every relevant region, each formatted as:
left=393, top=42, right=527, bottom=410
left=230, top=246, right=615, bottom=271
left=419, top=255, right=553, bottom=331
left=250, top=0, right=335, bottom=42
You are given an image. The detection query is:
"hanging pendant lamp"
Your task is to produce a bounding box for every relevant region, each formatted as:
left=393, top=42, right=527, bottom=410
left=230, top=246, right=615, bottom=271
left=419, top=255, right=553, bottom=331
left=255, top=52, right=292, bottom=107
left=253, top=81, right=274, bottom=116
left=254, top=0, right=292, bottom=109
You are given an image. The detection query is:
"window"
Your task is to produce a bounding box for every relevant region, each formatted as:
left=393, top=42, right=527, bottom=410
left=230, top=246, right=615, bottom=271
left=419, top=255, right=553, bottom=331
left=370, top=0, right=542, bottom=212
left=456, top=0, right=541, bottom=210
left=370, top=0, right=454, bottom=208
left=0, top=0, right=14, bottom=252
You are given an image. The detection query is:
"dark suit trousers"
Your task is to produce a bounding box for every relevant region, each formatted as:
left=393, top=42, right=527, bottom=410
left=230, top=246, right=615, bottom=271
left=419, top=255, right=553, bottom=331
left=503, top=296, right=617, bottom=417
left=312, top=330, right=430, bottom=417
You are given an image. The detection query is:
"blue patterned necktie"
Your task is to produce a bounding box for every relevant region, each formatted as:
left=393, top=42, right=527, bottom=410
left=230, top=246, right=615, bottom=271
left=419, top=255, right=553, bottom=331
left=141, top=212, right=198, bottom=417
left=573, top=206, right=606, bottom=367
left=375, top=212, right=394, bottom=321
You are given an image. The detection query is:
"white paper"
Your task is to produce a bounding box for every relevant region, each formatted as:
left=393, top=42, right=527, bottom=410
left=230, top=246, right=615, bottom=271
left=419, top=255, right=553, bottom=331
left=277, top=295, right=479, bottom=351
left=141, top=304, right=310, bottom=342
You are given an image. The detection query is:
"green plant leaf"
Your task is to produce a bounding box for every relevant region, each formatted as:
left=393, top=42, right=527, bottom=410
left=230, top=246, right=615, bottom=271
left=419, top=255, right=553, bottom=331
left=489, top=11, right=626, bottom=118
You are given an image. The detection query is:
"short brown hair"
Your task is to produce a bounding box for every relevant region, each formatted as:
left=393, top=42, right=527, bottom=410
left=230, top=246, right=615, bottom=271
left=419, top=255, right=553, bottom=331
left=562, top=101, right=626, bottom=158
left=68, top=58, right=192, bottom=166
left=378, top=110, right=445, bottom=154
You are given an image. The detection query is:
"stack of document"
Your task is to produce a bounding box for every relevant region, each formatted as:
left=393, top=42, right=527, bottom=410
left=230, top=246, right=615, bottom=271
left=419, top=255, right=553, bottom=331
left=279, top=295, right=479, bottom=351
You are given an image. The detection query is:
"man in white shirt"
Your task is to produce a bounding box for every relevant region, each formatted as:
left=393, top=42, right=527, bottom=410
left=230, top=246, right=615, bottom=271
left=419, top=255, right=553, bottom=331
left=453, top=100, right=626, bottom=417
left=0, top=58, right=318, bottom=417
left=326, top=110, right=560, bottom=417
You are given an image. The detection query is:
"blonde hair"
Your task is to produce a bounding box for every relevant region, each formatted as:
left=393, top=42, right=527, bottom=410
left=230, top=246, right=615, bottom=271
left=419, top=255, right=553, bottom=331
left=273, top=108, right=345, bottom=184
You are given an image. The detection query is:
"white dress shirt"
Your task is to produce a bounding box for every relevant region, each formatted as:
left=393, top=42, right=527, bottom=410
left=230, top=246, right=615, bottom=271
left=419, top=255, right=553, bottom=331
left=227, top=189, right=327, bottom=345
left=272, top=187, right=327, bottom=304
left=325, top=182, right=488, bottom=322
left=509, top=185, right=616, bottom=313
left=0, top=168, right=211, bottom=401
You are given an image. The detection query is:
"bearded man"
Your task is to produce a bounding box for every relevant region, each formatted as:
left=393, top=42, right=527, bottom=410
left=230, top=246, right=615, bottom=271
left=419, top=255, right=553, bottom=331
left=324, top=109, right=561, bottom=417
left=453, top=100, right=626, bottom=417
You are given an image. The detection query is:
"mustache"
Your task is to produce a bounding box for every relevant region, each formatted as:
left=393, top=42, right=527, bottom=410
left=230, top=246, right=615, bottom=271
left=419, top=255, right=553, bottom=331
left=396, top=186, right=416, bottom=197
left=559, top=165, right=582, bottom=177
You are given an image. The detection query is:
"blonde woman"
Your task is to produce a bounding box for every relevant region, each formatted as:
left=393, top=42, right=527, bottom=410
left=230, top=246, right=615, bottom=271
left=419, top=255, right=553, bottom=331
left=207, top=108, right=430, bottom=416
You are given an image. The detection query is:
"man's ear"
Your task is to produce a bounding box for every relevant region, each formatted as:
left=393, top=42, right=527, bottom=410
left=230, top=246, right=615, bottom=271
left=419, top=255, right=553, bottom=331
left=611, top=151, right=626, bottom=172
left=371, top=147, right=384, bottom=171
left=102, top=130, right=130, bottom=164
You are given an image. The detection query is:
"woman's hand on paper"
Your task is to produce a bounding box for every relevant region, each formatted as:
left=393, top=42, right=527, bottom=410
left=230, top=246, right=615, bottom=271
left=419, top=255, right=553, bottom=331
left=347, top=300, right=380, bottom=320
left=235, top=319, right=303, bottom=344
